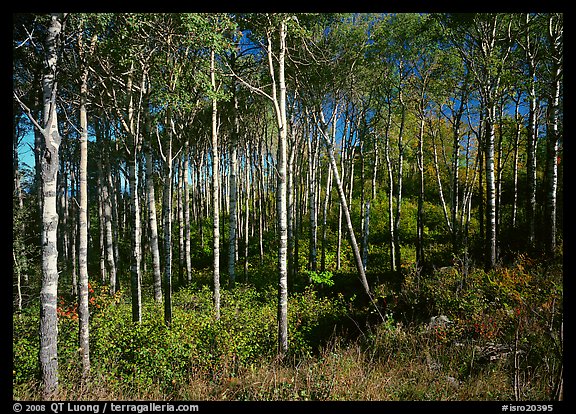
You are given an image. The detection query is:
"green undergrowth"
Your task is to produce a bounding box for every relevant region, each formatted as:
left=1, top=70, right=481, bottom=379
left=13, top=252, right=562, bottom=401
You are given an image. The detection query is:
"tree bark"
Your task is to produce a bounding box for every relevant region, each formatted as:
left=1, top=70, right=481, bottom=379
left=485, top=103, right=498, bottom=268
left=162, top=118, right=173, bottom=326
left=416, top=114, right=425, bottom=268
left=77, top=27, right=96, bottom=377
left=383, top=101, right=396, bottom=272
left=308, top=128, right=319, bottom=273
left=183, top=138, right=192, bottom=283
left=393, top=93, right=406, bottom=269
left=177, top=154, right=185, bottom=286
left=318, top=109, right=371, bottom=297
left=39, top=13, right=64, bottom=399
left=126, top=65, right=142, bottom=323
left=320, top=160, right=333, bottom=272
left=228, top=90, right=239, bottom=285
left=145, top=125, right=162, bottom=303
left=273, top=21, right=289, bottom=358
left=545, top=14, right=562, bottom=255
left=211, top=49, right=221, bottom=320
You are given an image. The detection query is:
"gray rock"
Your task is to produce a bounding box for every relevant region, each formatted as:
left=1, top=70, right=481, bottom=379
left=428, top=315, right=453, bottom=330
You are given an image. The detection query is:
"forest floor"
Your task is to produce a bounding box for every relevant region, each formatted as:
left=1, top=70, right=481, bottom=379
left=13, top=251, right=563, bottom=402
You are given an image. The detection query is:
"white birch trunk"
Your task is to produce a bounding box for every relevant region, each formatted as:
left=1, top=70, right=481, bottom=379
left=39, top=13, right=64, bottom=398
left=145, top=132, right=162, bottom=302
left=211, top=49, right=221, bottom=320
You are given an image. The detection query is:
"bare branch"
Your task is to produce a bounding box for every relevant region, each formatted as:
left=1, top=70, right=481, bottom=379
left=223, top=60, right=275, bottom=103
left=13, top=91, right=45, bottom=136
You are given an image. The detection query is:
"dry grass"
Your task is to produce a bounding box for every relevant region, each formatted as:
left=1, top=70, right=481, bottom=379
left=28, top=329, right=535, bottom=401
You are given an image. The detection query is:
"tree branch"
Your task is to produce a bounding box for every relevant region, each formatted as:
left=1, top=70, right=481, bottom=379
left=13, top=92, right=45, bottom=136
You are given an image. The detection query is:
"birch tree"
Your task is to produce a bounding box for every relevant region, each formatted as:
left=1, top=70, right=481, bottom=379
left=228, top=13, right=291, bottom=355
left=544, top=13, right=562, bottom=255
left=76, top=17, right=98, bottom=378
left=14, top=12, right=66, bottom=398
left=443, top=13, right=514, bottom=268
left=211, top=48, right=221, bottom=320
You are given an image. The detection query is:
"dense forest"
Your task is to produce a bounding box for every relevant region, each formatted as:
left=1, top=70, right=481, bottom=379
left=13, top=13, right=563, bottom=402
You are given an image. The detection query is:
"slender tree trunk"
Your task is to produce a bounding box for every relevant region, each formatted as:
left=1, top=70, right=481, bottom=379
left=77, top=30, right=93, bottom=376
left=294, top=148, right=303, bottom=277
left=97, top=174, right=106, bottom=283
left=103, top=144, right=117, bottom=295
left=127, top=70, right=142, bottom=323
left=451, top=86, right=466, bottom=249
left=308, top=129, right=318, bottom=273
left=69, top=172, right=77, bottom=297
left=337, top=161, right=345, bottom=268
left=431, top=120, right=453, bottom=234
left=545, top=15, right=562, bottom=255
left=244, top=142, right=251, bottom=280
left=145, top=127, right=162, bottom=302
left=522, top=14, right=539, bottom=249
left=177, top=155, right=185, bottom=286
left=321, top=162, right=333, bottom=272
left=211, top=49, right=220, bottom=320
left=273, top=21, right=289, bottom=357
left=383, top=102, right=396, bottom=272
left=162, top=118, right=173, bottom=325
left=229, top=92, right=239, bottom=285
left=372, top=138, right=378, bottom=201
left=39, top=13, right=64, bottom=399
left=512, top=96, right=521, bottom=228
left=14, top=248, right=23, bottom=312
left=485, top=102, right=498, bottom=268
left=416, top=113, right=425, bottom=268
left=257, top=139, right=264, bottom=262
left=287, top=125, right=296, bottom=281
left=128, top=154, right=142, bottom=322
left=13, top=112, right=27, bottom=294
left=184, top=139, right=192, bottom=283
left=545, top=81, right=561, bottom=255
left=319, top=109, right=370, bottom=297
left=393, top=95, right=406, bottom=269
left=362, top=201, right=370, bottom=272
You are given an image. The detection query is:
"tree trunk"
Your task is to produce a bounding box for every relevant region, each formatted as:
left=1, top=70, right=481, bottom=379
left=416, top=115, right=425, bottom=268
left=145, top=127, right=162, bottom=303
left=184, top=139, right=192, bottom=283
left=545, top=15, right=562, bottom=255
left=177, top=154, right=185, bottom=286
left=383, top=102, right=396, bottom=272
left=162, top=118, right=173, bottom=326
left=512, top=96, right=521, bottom=228
left=77, top=29, right=94, bottom=376
left=127, top=70, right=142, bottom=323
left=522, top=13, right=539, bottom=249
left=450, top=90, right=465, bottom=250
left=244, top=142, right=251, bottom=280
left=273, top=21, right=289, bottom=358
left=228, top=91, right=239, bottom=285
left=393, top=95, right=406, bottom=269
left=320, top=161, right=333, bottom=272
left=257, top=139, right=264, bottom=262
left=307, top=128, right=319, bottom=273
left=485, top=103, right=498, bottom=268
left=97, top=173, right=106, bottom=284
left=104, top=144, right=117, bottom=295
left=39, top=13, right=64, bottom=399
left=362, top=201, right=370, bottom=272
left=319, top=109, right=371, bottom=297
left=287, top=124, right=296, bottom=281
left=430, top=120, right=453, bottom=235
left=211, top=49, right=221, bottom=320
